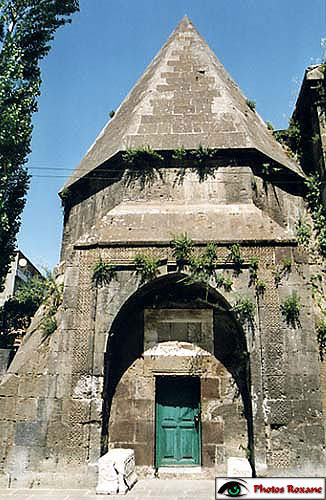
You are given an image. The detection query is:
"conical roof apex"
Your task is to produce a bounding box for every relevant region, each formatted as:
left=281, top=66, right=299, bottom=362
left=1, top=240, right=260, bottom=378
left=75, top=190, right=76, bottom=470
left=63, top=16, right=303, bottom=189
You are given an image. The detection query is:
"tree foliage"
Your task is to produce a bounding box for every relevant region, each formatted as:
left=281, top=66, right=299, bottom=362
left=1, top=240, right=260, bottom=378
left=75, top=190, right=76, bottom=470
left=0, top=269, right=62, bottom=345
left=0, top=0, right=79, bottom=291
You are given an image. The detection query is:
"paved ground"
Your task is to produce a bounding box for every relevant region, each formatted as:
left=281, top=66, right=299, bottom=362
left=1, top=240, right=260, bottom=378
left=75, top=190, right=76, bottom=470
left=0, top=479, right=216, bottom=499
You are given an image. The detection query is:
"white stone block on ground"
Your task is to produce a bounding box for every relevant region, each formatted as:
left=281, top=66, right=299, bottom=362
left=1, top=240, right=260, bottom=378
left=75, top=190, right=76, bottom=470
left=227, top=457, right=252, bottom=477
left=96, top=449, right=137, bottom=495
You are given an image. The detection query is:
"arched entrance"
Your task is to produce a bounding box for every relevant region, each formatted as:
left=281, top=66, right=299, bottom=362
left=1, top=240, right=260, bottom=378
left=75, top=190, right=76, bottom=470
left=101, top=274, right=254, bottom=476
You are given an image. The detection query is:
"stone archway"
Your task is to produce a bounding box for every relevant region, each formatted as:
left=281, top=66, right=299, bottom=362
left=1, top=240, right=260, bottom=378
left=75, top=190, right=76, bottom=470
left=101, top=274, right=254, bottom=476
left=108, top=341, right=249, bottom=475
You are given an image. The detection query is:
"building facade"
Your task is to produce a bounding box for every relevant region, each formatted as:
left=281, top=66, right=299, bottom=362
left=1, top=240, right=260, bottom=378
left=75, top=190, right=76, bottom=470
left=0, top=251, right=42, bottom=307
left=0, top=17, right=325, bottom=487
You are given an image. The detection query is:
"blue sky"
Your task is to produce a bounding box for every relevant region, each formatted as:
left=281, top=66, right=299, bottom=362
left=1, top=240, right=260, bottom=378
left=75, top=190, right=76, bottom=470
left=17, top=0, right=326, bottom=271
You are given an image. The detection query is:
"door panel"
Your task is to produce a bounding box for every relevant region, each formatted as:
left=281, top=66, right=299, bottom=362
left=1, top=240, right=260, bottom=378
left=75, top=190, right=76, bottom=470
left=156, top=377, right=200, bottom=466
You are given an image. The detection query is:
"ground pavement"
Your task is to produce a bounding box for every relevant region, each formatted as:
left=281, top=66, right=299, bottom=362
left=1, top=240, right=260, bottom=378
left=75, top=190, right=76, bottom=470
left=0, top=479, right=216, bottom=500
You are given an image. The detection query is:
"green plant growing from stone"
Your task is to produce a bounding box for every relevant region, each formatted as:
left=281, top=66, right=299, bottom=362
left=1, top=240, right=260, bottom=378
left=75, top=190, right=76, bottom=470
left=133, top=254, right=160, bottom=284
left=317, top=318, right=326, bottom=361
left=228, top=243, right=244, bottom=272
left=315, top=79, right=326, bottom=110
left=274, top=119, right=303, bottom=161
left=273, top=255, right=292, bottom=286
left=170, top=233, right=194, bottom=270
left=246, top=99, right=256, bottom=111
left=215, top=273, right=233, bottom=292
left=248, top=257, right=259, bottom=286
left=280, top=292, right=302, bottom=328
left=232, top=295, right=255, bottom=326
left=255, top=279, right=266, bottom=297
left=123, top=146, right=164, bottom=189
left=266, top=122, right=274, bottom=131
left=239, top=443, right=251, bottom=460
left=92, top=258, right=117, bottom=286
left=60, top=186, right=71, bottom=209
left=316, top=318, right=326, bottom=361
left=189, top=243, right=217, bottom=283
left=261, top=163, right=271, bottom=177
left=312, top=133, right=320, bottom=145
left=305, top=173, right=326, bottom=256
left=296, top=216, right=312, bottom=246
left=187, top=243, right=219, bottom=299
left=172, top=147, right=188, bottom=185
left=40, top=270, right=64, bottom=340
left=281, top=256, right=292, bottom=274
left=172, top=146, right=187, bottom=162
left=191, top=144, right=216, bottom=182
left=41, top=315, right=57, bottom=339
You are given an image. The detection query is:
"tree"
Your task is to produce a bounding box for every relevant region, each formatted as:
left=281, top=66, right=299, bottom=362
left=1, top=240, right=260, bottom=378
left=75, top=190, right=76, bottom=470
left=0, top=0, right=79, bottom=291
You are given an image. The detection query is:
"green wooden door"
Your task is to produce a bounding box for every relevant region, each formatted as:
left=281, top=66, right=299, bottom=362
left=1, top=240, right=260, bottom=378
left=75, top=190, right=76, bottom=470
left=156, top=377, right=201, bottom=467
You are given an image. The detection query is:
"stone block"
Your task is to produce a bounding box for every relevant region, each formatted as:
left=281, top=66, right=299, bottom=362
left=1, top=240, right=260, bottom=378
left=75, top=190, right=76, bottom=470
left=134, top=399, right=155, bottom=419
left=62, top=398, right=89, bottom=425
left=0, top=374, right=18, bottom=396
left=135, top=420, right=154, bottom=443
left=268, top=400, right=290, bottom=425
left=202, top=421, right=224, bottom=444
left=15, top=398, right=38, bottom=421
left=15, top=421, right=46, bottom=447
left=201, top=377, right=220, bottom=399
left=96, top=449, right=137, bottom=495
left=56, top=373, right=72, bottom=398
left=202, top=444, right=216, bottom=466
left=132, top=442, right=153, bottom=466
left=266, top=376, right=285, bottom=399
left=110, top=420, right=135, bottom=443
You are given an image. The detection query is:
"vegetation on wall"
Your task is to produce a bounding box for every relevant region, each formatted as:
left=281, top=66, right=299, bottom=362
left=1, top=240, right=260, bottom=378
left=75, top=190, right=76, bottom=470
left=232, top=295, right=255, bottom=326
left=60, top=186, right=72, bottom=209
left=317, top=319, right=326, bottom=362
left=280, top=292, right=302, bottom=328
left=215, top=272, right=233, bottom=292
left=274, top=119, right=303, bottom=162
left=248, top=257, right=259, bottom=285
left=246, top=99, right=256, bottom=111
left=255, top=278, right=266, bottom=297
left=296, top=216, right=312, bottom=246
left=123, top=146, right=164, bottom=188
left=133, top=254, right=160, bottom=284
left=190, top=144, right=216, bottom=182
left=273, top=256, right=292, bottom=287
left=188, top=243, right=218, bottom=287
left=92, top=258, right=117, bottom=286
left=304, top=173, right=326, bottom=256
left=171, top=233, right=194, bottom=270
left=228, top=243, right=244, bottom=272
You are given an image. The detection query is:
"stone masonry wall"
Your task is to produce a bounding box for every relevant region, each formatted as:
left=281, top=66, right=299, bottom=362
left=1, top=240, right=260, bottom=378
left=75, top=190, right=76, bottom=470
left=108, top=346, right=248, bottom=476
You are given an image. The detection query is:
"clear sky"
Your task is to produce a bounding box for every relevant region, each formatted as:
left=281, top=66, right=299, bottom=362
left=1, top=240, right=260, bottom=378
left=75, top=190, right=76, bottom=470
left=17, top=0, right=326, bottom=271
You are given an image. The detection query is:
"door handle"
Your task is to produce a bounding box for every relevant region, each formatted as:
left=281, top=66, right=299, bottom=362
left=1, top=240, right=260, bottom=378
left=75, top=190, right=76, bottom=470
left=194, top=411, right=201, bottom=426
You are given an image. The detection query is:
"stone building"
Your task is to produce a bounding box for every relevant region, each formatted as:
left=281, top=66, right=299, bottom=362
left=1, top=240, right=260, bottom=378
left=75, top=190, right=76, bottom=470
left=0, top=16, right=325, bottom=487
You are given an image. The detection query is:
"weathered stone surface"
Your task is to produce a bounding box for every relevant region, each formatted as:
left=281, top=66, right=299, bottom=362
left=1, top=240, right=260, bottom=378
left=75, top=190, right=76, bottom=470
left=227, top=457, right=252, bottom=477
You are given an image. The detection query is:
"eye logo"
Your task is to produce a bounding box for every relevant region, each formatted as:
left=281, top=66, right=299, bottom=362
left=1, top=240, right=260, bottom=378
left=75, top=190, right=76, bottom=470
left=217, top=479, right=249, bottom=498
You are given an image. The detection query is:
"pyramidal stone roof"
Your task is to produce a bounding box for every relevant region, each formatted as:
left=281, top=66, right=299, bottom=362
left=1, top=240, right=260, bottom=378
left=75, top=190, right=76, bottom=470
left=64, top=16, right=303, bottom=190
